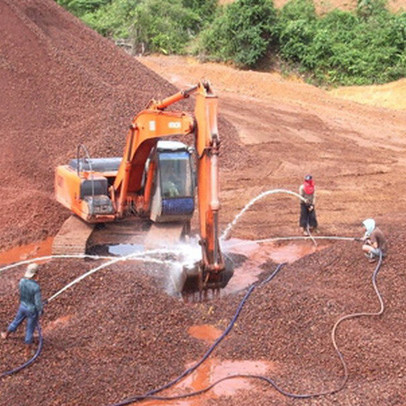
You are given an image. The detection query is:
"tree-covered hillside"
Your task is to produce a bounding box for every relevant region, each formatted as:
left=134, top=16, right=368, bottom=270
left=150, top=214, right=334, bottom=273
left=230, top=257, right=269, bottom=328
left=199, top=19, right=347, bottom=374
left=56, top=0, right=406, bottom=86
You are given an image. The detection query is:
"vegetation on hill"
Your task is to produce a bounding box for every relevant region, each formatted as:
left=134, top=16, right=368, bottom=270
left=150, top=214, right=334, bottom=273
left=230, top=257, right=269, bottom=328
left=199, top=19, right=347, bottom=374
left=56, top=0, right=406, bottom=86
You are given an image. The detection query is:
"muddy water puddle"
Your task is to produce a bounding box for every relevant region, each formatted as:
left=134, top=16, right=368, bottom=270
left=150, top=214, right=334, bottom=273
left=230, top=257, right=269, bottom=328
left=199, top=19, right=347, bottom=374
left=0, top=236, right=327, bottom=301
left=180, top=358, right=273, bottom=396
left=188, top=324, right=222, bottom=343
left=181, top=238, right=329, bottom=302
left=223, top=237, right=325, bottom=263
left=140, top=283, right=285, bottom=405
left=0, top=237, right=53, bottom=265
left=141, top=359, right=273, bottom=405
left=141, top=323, right=276, bottom=406
left=220, top=238, right=329, bottom=295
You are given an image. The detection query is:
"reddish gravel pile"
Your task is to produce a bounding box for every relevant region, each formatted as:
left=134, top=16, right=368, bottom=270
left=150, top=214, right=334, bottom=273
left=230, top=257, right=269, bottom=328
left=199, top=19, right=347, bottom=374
left=0, top=0, right=240, bottom=252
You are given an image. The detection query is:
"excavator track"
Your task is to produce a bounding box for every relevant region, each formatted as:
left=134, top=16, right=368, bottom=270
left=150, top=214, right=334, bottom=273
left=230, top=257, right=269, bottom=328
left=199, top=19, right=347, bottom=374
left=53, top=216, right=187, bottom=256
left=52, top=215, right=94, bottom=255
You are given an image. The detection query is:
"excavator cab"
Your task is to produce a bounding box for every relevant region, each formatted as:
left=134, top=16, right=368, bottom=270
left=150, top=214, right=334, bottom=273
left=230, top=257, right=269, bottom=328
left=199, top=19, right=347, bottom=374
left=149, top=141, right=195, bottom=223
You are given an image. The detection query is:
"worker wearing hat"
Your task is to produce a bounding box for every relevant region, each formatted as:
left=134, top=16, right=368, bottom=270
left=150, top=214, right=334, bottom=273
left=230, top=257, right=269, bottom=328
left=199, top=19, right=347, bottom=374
left=361, top=218, right=388, bottom=262
left=299, top=174, right=318, bottom=235
left=1, top=263, right=44, bottom=353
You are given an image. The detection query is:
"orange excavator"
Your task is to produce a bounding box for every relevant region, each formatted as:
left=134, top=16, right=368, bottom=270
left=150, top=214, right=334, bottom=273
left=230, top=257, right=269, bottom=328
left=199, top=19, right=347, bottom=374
left=54, top=81, right=231, bottom=291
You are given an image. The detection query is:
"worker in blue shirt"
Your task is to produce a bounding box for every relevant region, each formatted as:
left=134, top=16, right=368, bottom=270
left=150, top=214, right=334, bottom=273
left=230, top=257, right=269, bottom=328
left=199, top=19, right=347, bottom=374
left=1, top=263, right=44, bottom=355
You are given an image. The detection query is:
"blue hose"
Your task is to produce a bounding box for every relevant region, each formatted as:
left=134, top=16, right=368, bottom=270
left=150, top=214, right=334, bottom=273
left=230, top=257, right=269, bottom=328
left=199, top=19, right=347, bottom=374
left=108, top=263, right=285, bottom=406
left=1, top=322, right=43, bottom=378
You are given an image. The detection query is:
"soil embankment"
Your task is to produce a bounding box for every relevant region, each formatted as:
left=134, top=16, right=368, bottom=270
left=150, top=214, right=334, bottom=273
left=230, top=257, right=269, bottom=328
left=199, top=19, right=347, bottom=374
left=0, top=0, right=239, bottom=252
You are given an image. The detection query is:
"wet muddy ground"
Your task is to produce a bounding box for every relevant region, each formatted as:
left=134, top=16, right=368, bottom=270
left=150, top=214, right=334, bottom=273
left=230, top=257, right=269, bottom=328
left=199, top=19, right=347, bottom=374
left=1, top=1, right=406, bottom=405
left=1, top=225, right=405, bottom=406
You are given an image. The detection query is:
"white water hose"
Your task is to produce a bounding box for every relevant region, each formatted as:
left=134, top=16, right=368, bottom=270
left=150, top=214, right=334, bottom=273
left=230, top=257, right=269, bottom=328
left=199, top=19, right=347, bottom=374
left=221, top=189, right=307, bottom=240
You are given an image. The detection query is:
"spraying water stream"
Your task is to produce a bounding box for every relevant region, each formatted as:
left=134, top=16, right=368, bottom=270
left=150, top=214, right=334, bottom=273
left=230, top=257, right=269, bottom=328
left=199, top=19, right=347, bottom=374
left=221, top=188, right=306, bottom=240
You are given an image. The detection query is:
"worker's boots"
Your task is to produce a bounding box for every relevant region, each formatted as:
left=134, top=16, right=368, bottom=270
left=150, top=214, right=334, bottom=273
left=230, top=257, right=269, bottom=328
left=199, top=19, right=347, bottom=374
left=364, top=252, right=377, bottom=263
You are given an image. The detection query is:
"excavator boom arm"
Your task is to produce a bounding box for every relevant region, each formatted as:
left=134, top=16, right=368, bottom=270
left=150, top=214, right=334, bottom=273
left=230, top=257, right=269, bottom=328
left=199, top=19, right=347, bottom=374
left=194, top=84, right=222, bottom=271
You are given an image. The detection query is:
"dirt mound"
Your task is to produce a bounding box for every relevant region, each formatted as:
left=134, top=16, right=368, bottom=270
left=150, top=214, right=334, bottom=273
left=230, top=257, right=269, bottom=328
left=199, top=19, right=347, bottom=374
left=0, top=0, right=240, bottom=251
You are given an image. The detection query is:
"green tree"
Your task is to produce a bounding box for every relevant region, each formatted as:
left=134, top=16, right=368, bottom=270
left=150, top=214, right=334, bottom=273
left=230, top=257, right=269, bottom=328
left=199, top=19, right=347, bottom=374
left=131, top=0, right=200, bottom=54
left=277, top=0, right=317, bottom=63
left=56, top=0, right=111, bottom=17
left=197, top=0, right=278, bottom=67
left=356, top=0, right=388, bottom=19
left=276, top=0, right=406, bottom=85
left=81, top=0, right=138, bottom=38
left=56, top=0, right=406, bottom=86
left=67, top=0, right=206, bottom=54
left=182, top=0, right=218, bottom=27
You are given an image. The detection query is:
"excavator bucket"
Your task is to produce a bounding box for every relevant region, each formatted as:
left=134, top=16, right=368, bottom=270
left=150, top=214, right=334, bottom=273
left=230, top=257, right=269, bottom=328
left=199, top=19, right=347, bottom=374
left=144, top=225, right=234, bottom=295
left=182, top=262, right=234, bottom=292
